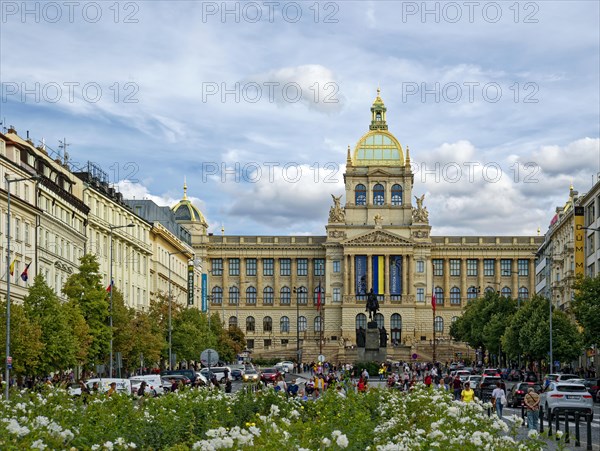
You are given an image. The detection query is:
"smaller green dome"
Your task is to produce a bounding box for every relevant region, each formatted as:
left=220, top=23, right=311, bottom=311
left=171, top=179, right=208, bottom=225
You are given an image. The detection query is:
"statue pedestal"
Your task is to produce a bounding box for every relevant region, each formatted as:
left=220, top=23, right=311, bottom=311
left=357, top=324, right=387, bottom=363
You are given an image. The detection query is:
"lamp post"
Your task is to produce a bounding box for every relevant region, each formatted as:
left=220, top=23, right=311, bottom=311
left=4, top=174, right=38, bottom=399
left=109, top=223, right=135, bottom=377
left=293, top=286, right=306, bottom=366
left=167, top=250, right=194, bottom=371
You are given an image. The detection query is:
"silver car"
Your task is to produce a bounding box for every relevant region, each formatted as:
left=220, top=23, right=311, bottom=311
left=541, top=382, right=594, bottom=419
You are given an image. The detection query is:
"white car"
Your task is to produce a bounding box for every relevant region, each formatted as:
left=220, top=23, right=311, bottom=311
left=541, top=382, right=594, bottom=419
left=277, top=361, right=295, bottom=373
left=130, top=375, right=165, bottom=396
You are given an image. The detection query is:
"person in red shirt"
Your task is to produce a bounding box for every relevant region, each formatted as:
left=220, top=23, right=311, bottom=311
left=424, top=373, right=432, bottom=387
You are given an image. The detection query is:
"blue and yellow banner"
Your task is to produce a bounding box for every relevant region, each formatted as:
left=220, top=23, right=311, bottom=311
left=390, top=256, right=402, bottom=295
left=372, top=255, right=385, bottom=294
left=355, top=255, right=367, bottom=295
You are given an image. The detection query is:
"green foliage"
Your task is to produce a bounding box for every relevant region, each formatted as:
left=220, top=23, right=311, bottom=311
left=0, top=300, right=43, bottom=375
left=572, top=274, right=600, bottom=346
left=62, top=254, right=110, bottom=368
left=352, top=361, right=380, bottom=377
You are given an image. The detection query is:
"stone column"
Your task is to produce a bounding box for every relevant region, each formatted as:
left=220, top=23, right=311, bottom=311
left=443, top=258, right=450, bottom=304
left=307, top=258, right=314, bottom=307
left=408, top=255, right=414, bottom=298
left=460, top=258, right=467, bottom=305
left=222, top=257, right=229, bottom=306
left=256, top=258, right=263, bottom=306
left=477, top=258, right=484, bottom=295
left=529, top=259, right=535, bottom=296
left=350, top=254, right=355, bottom=299
left=512, top=258, right=519, bottom=296
left=494, top=258, right=501, bottom=288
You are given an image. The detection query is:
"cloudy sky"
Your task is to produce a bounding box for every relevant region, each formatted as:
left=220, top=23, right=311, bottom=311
left=1, top=1, right=599, bottom=236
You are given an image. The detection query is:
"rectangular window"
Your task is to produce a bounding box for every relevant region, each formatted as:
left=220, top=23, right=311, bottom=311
left=211, top=258, right=223, bottom=276
left=280, top=258, right=291, bottom=276
left=449, top=259, right=460, bottom=276
left=14, top=218, right=20, bottom=241
left=24, top=223, right=30, bottom=245
left=263, top=258, right=274, bottom=276
left=264, top=339, right=272, bottom=348
left=246, top=339, right=254, bottom=349
left=246, top=258, right=257, bottom=276
left=432, top=259, right=443, bottom=276
left=297, top=258, right=308, bottom=276
left=416, top=287, right=425, bottom=302
left=484, top=259, right=495, bottom=277
left=467, top=259, right=478, bottom=276
left=416, top=261, right=424, bottom=273
left=314, top=258, right=325, bottom=276
left=518, top=259, right=529, bottom=276
left=333, top=287, right=341, bottom=303
left=229, top=258, right=240, bottom=276
left=333, top=260, right=341, bottom=273
left=500, top=259, right=512, bottom=275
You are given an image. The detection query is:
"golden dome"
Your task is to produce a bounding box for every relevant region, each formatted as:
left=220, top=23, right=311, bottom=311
left=171, top=178, right=208, bottom=225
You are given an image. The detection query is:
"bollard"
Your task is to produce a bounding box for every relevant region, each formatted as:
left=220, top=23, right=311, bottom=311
left=539, top=406, right=544, bottom=434
left=548, top=409, right=553, bottom=436
left=555, top=410, right=560, bottom=441
left=521, top=402, right=526, bottom=424
left=586, top=413, right=592, bottom=451
left=574, top=413, right=580, bottom=447
left=564, top=412, right=569, bottom=444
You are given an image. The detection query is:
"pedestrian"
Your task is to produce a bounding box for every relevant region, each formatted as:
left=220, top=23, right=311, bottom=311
left=225, top=379, right=232, bottom=393
left=461, top=382, right=474, bottom=403
left=453, top=375, right=462, bottom=400
left=491, top=382, right=506, bottom=418
left=107, top=382, right=117, bottom=397
left=287, top=378, right=299, bottom=397
left=137, top=381, right=147, bottom=397
left=523, top=387, right=540, bottom=430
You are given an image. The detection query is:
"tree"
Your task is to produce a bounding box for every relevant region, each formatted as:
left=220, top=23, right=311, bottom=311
left=62, top=254, right=110, bottom=368
left=172, top=308, right=213, bottom=362
left=148, top=292, right=183, bottom=364
left=0, top=300, right=43, bottom=376
left=572, top=275, right=600, bottom=347
left=127, top=310, right=164, bottom=371
left=23, top=275, right=78, bottom=375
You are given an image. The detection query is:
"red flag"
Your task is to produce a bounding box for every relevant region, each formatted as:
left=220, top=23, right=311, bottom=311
left=316, top=281, right=322, bottom=311
left=106, top=280, right=114, bottom=292
left=20, top=262, right=31, bottom=282
left=432, top=293, right=436, bottom=312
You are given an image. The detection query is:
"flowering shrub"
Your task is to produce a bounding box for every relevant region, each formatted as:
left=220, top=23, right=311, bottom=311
left=0, top=385, right=546, bottom=450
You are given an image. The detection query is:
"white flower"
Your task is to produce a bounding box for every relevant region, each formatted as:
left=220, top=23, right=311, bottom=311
left=322, top=437, right=331, bottom=446
left=6, top=418, right=30, bottom=437
left=336, top=433, right=349, bottom=448
left=91, top=445, right=100, bottom=451
left=103, top=441, right=114, bottom=450
left=270, top=404, right=280, bottom=416
left=556, top=430, right=563, bottom=439
left=31, top=439, right=47, bottom=450
left=115, top=437, right=126, bottom=446
left=34, top=416, right=50, bottom=427
left=528, top=429, right=539, bottom=438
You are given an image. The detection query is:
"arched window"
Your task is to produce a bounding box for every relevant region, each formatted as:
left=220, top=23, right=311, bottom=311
left=391, top=184, right=403, bottom=206
left=246, top=316, right=255, bottom=332
left=434, top=286, right=444, bottom=305
left=450, top=287, right=461, bottom=305
left=373, top=183, right=384, bottom=206
left=229, top=286, right=239, bottom=305
left=314, top=316, right=322, bottom=332
left=355, top=184, right=366, bottom=206
left=451, top=316, right=459, bottom=324
left=263, top=286, right=274, bottom=305
left=212, top=286, right=223, bottom=304
left=391, top=313, right=402, bottom=343
left=246, top=286, right=257, bottom=304
left=355, top=313, right=367, bottom=330
left=434, top=316, right=444, bottom=333
left=313, top=286, right=325, bottom=305
left=467, top=286, right=478, bottom=300
left=280, top=316, right=289, bottom=333
left=501, top=286, right=512, bottom=298
left=375, top=313, right=384, bottom=329
left=298, top=316, right=307, bottom=332
left=280, top=286, right=291, bottom=305
left=296, top=286, right=308, bottom=305
left=485, top=287, right=495, bottom=294
left=263, top=316, right=272, bottom=332
left=228, top=316, right=237, bottom=329
left=518, top=287, right=529, bottom=300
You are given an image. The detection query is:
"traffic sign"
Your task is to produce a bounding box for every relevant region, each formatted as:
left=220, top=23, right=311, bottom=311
left=318, top=354, right=325, bottom=363
left=6, top=356, right=12, bottom=365
left=412, top=353, right=418, bottom=360
left=201, top=348, right=219, bottom=367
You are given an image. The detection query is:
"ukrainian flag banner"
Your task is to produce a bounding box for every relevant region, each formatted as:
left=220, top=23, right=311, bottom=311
left=372, top=255, right=385, bottom=294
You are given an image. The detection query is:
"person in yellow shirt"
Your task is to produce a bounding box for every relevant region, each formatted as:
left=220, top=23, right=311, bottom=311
left=461, top=382, right=475, bottom=403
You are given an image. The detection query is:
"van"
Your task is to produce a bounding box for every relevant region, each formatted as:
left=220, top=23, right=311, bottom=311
left=129, top=375, right=165, bottom=395
left=161, top=369, right=197, bottom=384
left=86, top=378, right=132, bottom=395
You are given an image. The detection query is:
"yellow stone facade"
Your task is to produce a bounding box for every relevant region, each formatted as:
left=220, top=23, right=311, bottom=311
left=181, top=92, right=543, bottom=362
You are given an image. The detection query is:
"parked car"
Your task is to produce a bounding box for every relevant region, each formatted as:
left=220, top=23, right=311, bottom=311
left=482, top=368, right=501, bottom=377
left=242, top=369, right=260, bottom=382
left=260, top=368, right=281, bottom=384
left=130, top=375, right=165, bottom=396
left=83, top=378, right=132, bottom=395
left=583, top=378, right=600, bottom=402
left=230, top=368, right=244, bottom=380
left=522, top=371, right=538, bottom=383
left=277, top=361, right=295, bottom=373
left=209, top=367, right=233, bottom=383
left=541, top=382, right=594, bottom=419
left=477, top=376, right=504, bottom=400
left=161, top=374, right=191, bottom=392
left=466, top=375, right=482, bottom=391
left=457, top=370, right=471, bottom=383
left=506, top=382, right=543, bottom=408
left=508, top=369, right=521, bottom=381
left=161, top=369, right=198, bottom=384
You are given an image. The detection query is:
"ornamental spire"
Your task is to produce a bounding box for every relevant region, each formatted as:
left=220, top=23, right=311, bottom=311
left=183, top=176, right=188, bottom=200
left=370, top=88, right=388, bottom=131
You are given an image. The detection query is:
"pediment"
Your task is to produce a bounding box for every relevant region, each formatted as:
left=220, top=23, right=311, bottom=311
left=367, top=168, right=394, bottom=177
left=343, top=230, right=412, bottom=246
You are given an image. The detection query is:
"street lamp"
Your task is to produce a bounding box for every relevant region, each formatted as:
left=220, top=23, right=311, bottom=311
left=4, top=174, right=38, bottom=399
left=168, top=250, right=194, bottom=371
left=109, top=223, right=135, bottom=377
left=293, top=286, right=306, bottom=366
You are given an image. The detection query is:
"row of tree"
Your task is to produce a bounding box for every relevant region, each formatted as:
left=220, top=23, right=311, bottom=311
left=0, top=254, right=246, bottom=377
